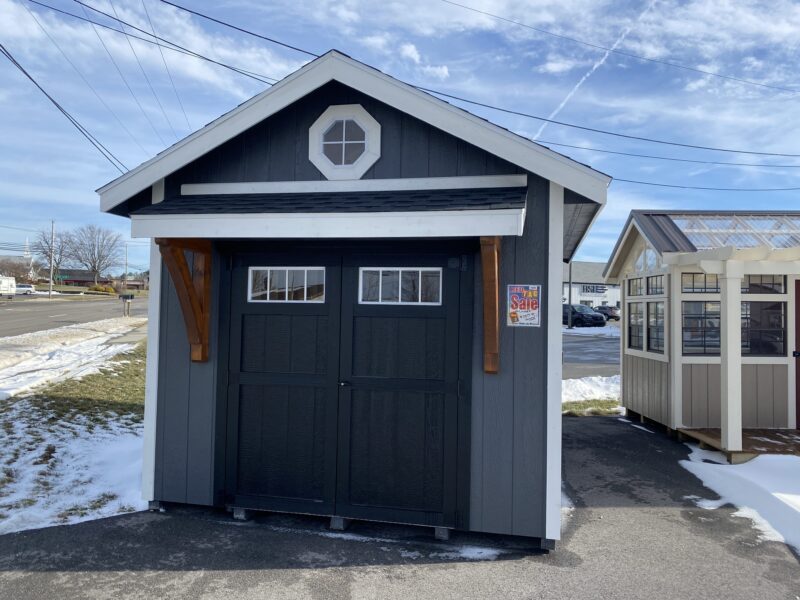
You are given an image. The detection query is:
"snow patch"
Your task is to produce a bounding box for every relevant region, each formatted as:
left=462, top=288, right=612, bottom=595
left=0, top=399, right=146, bottom=535
left=680, top=445, right=800, bottom=552
left=562, top=375, right=620, bottom=403
left=0, top=317, right=145, bottom=400
left=562, top=325, right=620, bottom=338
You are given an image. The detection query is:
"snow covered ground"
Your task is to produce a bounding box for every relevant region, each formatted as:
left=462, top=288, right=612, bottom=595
left=0, top=317, right=146, bottom=400
left=562, top=375, right=620, bottom=403
left=562, top=325, right=620, bottom=338
left=0, top=398, right=145, bottom=535
left=680, top=445, right=800, bottom=553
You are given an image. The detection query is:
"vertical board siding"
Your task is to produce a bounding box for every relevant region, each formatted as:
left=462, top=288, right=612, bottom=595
left=469, top=173, right=548, bottom=538
left=621, top=354, right=670, bottom=424
left=681, top=364, right=789, bottom=428
left=155, top=251, right=220, bottom=506
left=163, top=81, right=522, bottom=197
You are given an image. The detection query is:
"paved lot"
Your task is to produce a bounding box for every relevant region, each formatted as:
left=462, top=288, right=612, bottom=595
left=563, top=331, right=620, bottom=379
left=0, top=417, right=796, bottom=599
left=0, top=297, right=148, bottom=337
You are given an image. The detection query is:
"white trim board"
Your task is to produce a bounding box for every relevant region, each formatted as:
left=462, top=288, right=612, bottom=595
left=141, top=240, right=161, bottom=502
left=98, top=51, right=610, bottom=212
left=181, top=175, right=528, bottom=196
left=545, top=181, right=564, bottom=541
left=131, top=208, right=526, bottom=239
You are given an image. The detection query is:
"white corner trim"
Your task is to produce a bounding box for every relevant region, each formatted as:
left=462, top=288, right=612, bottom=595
left=181, top=174, right=528, bottom=196
left=308, top=104, right=380, bottom=180
left=130, top=209, right=526, bottom=239
left=545, top=181, right=564, bottom=541
left=98, top=51, right=609, bottom=212
left=141, top=240, right=161, bottom=502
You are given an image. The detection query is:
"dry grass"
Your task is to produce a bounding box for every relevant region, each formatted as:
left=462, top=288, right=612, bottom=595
left=562, top=399, right=622, bottom=417
left=24, top=343, right=146, bottom=429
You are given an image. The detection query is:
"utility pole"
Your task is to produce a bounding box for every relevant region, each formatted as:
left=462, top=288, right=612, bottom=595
left=48, top=220, right=54, bottom=300
left=124, top=243, right=128, bottom=291
left=567, top=261, right=573, bottom=329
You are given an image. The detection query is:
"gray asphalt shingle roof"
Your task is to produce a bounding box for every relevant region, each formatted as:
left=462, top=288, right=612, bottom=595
left=131, top=187, right=527, bottom=215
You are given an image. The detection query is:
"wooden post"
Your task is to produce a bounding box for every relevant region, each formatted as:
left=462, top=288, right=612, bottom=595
left=480, top=236, right=501, bottom=374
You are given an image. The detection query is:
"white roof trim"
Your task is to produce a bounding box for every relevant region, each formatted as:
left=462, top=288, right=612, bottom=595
left=181, top=174, right=528, bottom=196
left=130, top=208, right=526, bottom=239
left=603, top=219, right=656, bottom=283
left=99, top=51, right=610, bottom=212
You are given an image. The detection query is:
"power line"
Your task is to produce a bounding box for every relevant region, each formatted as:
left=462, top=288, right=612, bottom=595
left=614, top=178, right=800, bottom=191
left=159, top=0, right=319, bottom=58
left=78, top=3, right=167, bottom=147
left=0, top=225, right=39, bottom=233
left=438, top=0, right=799, bottom=95
left=107, top=0, right=179, bottom=141
left=69, top=0, right=276, bottom=84
left=152, top=2, right=800, bottom=159
left=141, top=0, right=191, bottom=132
left=0, top=42, right=126, bottom=174
left=537, top=140, right=800, bottom=169
left=23, top=3, right=150, bottom=155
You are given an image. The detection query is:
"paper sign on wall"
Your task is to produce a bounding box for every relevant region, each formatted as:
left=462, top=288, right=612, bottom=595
left=507, top=284, right=541, bottom=327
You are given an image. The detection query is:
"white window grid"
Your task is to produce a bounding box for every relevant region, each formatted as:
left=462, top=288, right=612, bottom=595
left=358, top=267, right=442, bottom=305
left=247, top=266, right=326, bottom=303
left=321, top=118, right=367, bottom=167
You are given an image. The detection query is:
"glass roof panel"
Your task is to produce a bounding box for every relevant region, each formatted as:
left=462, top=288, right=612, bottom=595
left=669, top=214, right=800, bottom=249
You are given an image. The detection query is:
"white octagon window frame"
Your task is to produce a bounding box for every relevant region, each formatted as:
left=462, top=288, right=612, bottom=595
left=309, top=104, right=381, bottom=180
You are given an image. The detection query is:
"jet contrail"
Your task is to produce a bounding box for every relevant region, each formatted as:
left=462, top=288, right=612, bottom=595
left=534, top=0, right=658, bottom=140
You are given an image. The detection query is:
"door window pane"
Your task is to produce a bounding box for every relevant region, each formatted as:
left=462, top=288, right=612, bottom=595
left=248, top=267, right=325, bottom=303
left=381, top=270, right=400, bottom=302
left=401, top=270, right=419, bottom=302
left=361, top=270, right=379, bottom=302
left=421, top=271, right=441, bottom=303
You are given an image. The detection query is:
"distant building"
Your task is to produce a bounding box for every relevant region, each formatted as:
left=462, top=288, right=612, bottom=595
left=57, top=269, right=111, bottom=286
left=563, top=261, right=620, bottom=307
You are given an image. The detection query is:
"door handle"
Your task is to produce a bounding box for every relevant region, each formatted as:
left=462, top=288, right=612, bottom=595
left=338, top=381, right=351, bottom=387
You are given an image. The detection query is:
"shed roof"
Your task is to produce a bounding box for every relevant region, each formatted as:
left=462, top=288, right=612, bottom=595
left=132, top=187, right=526, bottom=215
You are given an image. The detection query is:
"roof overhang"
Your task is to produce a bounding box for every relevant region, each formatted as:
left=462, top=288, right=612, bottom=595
left=662, top=245, right=800, bottom=276
left=130, top=208, right=526, bottom=239
left=98, top=51, right=610, bottom=213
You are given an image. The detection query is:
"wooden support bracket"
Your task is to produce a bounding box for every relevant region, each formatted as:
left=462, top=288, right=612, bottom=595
left=155, top=238, right=212, bottom=362
left=480, top=236, right=501, bottom=374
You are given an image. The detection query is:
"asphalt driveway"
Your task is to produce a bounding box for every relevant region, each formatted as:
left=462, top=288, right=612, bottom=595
left=0, top=417, right=796, bottom=599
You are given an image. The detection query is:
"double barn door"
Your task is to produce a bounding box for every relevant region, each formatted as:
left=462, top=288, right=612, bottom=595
left=225, top=248, right=464, bottom=527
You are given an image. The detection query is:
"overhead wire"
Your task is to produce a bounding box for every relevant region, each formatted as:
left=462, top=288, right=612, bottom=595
left=438, top=0, right=800, bottom=95
left=140, top=0, right=191, bottom=131
left=78, top=2, right=168, bottom=147
left=154, top=1, right=800, bottom=159
left=613, top=179, right=800, bottom=191
left=0, top=42, right=127, bottom=174
left=22, top=3, right=150, bottom=155
left=106, top=0, right=179, bottom=141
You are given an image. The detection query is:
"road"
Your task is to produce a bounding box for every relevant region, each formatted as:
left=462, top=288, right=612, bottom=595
left=0, top=417, right=796, bottom=599
left=0, top=296, right=148, bottom=337
left=563, top=330, right=620, bottom=379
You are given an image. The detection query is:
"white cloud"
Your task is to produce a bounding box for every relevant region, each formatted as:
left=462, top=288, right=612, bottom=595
left=399, top=42, right=421, bottom=64
left=420, top=64, right=450, bottom=80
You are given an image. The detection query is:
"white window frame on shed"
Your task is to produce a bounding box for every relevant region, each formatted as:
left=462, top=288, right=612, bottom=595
left=309, top=104, right=381, bottom=180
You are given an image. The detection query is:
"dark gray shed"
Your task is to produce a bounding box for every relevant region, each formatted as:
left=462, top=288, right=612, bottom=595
left=98, top=51, right=610, bottom=547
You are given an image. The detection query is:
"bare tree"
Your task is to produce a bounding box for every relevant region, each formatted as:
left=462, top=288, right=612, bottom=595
left=67, top=225, right=123, bottom=285
left=33, top=229, right=71, bottom=280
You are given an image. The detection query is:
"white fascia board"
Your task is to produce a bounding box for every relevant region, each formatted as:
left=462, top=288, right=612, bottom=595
left=181, top=174, right=528, bottom=196
left=545, top=182, right=564, bottom=541
left=130, top=209, right=525, bottom=239
left=99, top=52, right=609, bottom=212
left=604, top=220, right=640, bottom=283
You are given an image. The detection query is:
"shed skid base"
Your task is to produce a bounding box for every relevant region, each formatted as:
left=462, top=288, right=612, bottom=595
left=232, top=507, right=253, bottom=521
left=434, top=527, right=450, bottom=541
left=329, top=517, right=350, bottom=531
left=147, top=501, right=164, bottom=512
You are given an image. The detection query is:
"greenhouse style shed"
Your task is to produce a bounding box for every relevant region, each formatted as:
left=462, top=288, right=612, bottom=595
left=97, top=51, right=610, bottom=547
left=605, top=211, right=799, bottom=458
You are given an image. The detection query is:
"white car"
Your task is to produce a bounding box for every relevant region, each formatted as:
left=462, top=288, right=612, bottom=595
left=15, top=283, right=35, bottom=295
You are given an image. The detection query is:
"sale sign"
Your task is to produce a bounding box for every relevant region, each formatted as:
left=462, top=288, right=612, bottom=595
left=507, top=284, right=541, bottom=327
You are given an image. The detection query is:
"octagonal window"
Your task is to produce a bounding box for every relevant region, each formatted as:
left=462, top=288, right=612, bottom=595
left=322, top=119, right=366, bottom=166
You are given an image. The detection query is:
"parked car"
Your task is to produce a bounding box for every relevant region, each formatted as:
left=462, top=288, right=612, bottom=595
left=15, top=283, right=35, bottom=295
left=593, top=305, right=620, bottom=321
left=562, top=303, right=606, bottom=327
left=0, top=276, right=15, bottom=299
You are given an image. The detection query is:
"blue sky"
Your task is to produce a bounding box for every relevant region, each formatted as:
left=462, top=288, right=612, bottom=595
left=1, top=0, right=799, bottom=272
